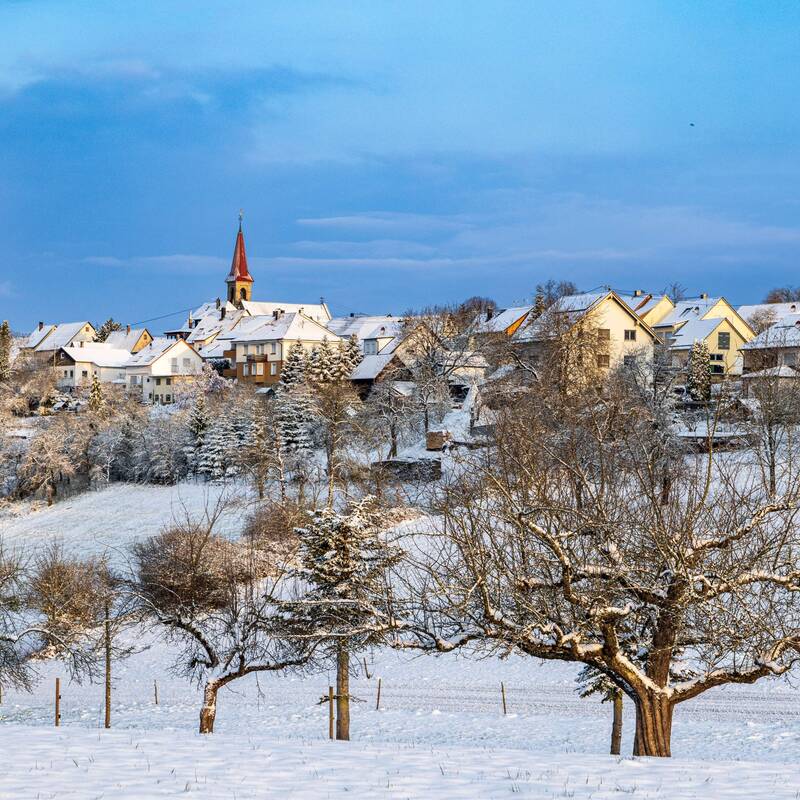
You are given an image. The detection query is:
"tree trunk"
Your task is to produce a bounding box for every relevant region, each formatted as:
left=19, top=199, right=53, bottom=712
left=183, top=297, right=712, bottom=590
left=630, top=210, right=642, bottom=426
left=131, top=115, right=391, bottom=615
left=104, top=603, right=111, bottom=729
left=199, top=680, right=220, bottom=734
left=632, top=692, right=673, bottom=757
left=610, top=691, right=623, bottom=755
left=336, top=644, right=350, bottom=741
left=389, top=420, right=398, bottom=458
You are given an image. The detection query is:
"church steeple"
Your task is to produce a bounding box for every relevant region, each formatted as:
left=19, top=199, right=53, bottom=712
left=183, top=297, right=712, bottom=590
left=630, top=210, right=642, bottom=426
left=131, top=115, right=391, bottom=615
left=226, top=210, right=254, bottom=307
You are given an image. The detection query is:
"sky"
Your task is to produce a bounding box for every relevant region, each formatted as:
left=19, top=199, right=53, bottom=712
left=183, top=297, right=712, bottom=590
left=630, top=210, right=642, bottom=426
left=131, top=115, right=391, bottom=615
left=1, top=1, right=800, bottom=333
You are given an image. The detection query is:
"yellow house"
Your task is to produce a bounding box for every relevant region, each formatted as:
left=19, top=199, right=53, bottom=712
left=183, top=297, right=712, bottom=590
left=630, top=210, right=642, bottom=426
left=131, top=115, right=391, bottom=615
left=619, top=291, right=675, bottom=327
left=648, top=294, right=755, bottom=378
left=512, top=290, right=659, bottom=371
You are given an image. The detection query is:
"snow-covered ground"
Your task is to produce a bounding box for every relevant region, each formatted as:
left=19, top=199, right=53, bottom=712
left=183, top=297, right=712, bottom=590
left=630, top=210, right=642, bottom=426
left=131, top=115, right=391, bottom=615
left=1, top=481, right=799, bottom=798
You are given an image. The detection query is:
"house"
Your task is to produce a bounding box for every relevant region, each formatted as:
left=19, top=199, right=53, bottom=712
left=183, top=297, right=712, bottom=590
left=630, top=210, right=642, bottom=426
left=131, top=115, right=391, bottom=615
left=125, top=338, right=204, bottom=404
left=103, top=326, right=154, bottom=353
left=227, top=312, right=345, bottom=386
left=23, top=321, right=96, bottom=363
left=649, top=295, right=755, bottom=378
left=327, top=315, right=400, bottom=353
left=741, top=314, right=800, bottom=373
left=471, top=306, right=533, bottom=338
left=55, top=342, right=132, bottom=389
left=618, top=291, right=675, bottom=327
left=512, top=290, right=658, bottom=371
left=737, top=301, right=800, bottom=334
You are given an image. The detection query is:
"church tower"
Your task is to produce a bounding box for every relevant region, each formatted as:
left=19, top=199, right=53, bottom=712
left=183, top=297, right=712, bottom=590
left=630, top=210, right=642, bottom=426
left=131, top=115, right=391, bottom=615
left=226, top=211, right=254, bottom=307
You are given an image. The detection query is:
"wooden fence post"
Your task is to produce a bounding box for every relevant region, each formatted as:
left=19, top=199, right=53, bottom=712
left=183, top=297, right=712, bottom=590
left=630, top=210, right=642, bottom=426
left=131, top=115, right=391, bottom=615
left=375, top=678, right=382, bottom=711
left=328, top=686, right=334, bottom=739
left=154, top=680, right=159, bottom=706
left=55, top=678, right=61, bottom=727
left=501, top=682, right=507, bottom=715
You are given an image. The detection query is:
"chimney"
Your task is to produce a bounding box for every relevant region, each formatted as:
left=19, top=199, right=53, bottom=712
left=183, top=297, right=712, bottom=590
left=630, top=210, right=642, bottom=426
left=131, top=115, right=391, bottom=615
left=220, top=307, right=226, bottom=320
left=38, top=321, right=44, bottom=331
left=700, top=292, right=708, bottom=300
left=350, top=312, right=355, bottom=318
left=215, top=297, right=221, bottom=309
left=79, top=340, right=84, bottom=348
left=633, top=289, right=643, bottom=297
left=126, top=324, right=131, bottom=335
left=486, top=308, right=494, bottom=320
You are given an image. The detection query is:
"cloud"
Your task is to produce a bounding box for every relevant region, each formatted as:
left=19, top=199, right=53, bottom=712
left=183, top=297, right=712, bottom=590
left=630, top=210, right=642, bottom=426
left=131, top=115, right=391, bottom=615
left=83, top=254, right=227, bottom=272
left=297, top=211, right=473, bottom=236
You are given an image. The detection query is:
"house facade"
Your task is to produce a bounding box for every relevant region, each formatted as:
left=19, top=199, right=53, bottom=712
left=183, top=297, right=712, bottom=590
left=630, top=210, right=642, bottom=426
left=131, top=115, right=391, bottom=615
left=55, top=343, right=131, bottom=389
left=24, top=321, right=97, bottom=364
left=125, top=338, right=204, bottom=404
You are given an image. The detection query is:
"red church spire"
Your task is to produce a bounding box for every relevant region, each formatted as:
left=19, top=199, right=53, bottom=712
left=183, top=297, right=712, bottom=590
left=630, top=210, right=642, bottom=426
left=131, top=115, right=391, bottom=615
left=227, top=210, right=254, bottom=284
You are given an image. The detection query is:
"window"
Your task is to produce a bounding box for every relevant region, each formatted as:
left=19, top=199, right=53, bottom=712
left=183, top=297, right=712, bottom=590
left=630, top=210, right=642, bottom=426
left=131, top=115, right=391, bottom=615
left=271, top=342, right=277, bottom=354
left=165, top=377, right=171, bottom=386
left=710, top=364, right=724, bottom=374
left=156, top=378, right=161, bottom=386
left=82, top=370, right=88, bottom=378
left=785, top=352, right=797, bottom=367
left=242, top=345, right=248, bottom=355
left=596, top=354, right=610, bottom=368
left=170, top=357, right=178, bottom=373
left=623, top=355, right=636, bottom=367
left=364, top=339, right=378, bottom=355
left=270, top=363, right=277, bottom=376
left=718, top=332, right=730, bottom=350
left=69, top=370, right=74, bottom=378
left=148, top=392, right=152, bottom=400
left=255, top=344, right=263, bottom=355
left=165, top=394, right=171, bottom=403
left=256, top=363, right=264, bottom=375
left=183, top=358, right=191, bottom=370
left=242, top=364, right=249, bottom=376
left=598, top=329, right=611, bottom=340
left=710, top=353, right=724, bottom=361
left=624, top=329, right=637, bottom=341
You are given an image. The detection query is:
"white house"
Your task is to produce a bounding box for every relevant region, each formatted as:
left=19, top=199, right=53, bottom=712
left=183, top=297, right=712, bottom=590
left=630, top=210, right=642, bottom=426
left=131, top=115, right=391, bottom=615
left=125, top=338, right=204, bottom=404
left=24, top=321, right=96, bottom=363
left=55, top=342, right=132, bottom=389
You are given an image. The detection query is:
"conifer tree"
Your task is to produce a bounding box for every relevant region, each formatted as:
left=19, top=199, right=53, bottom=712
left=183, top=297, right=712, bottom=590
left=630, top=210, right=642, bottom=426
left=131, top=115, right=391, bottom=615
left=279, top=498, right=401, bottom=740
left=279, top=342, right=307, bottom=389
left=532, top=291, right=547, bottom=319
left=276, top=343, right=313, bottom=455
left=186, top=394, right=209, bottom=474
left=0, top=320, right=11, bottom=383
left=345, top=334, right=362, bottom=373
left=95, top=318, right=122, bottom=342
left=687, top=340, right=711, bottom=401
left=88, top=374, right=105, bottom=414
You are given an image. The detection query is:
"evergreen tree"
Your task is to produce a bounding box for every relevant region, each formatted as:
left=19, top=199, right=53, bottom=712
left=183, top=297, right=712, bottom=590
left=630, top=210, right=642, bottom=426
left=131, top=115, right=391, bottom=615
left=276, top=342, right=313, bottom=455
left=532, top=292, right=547, bottom=319
left=279, top=498, right=402, bottom=740
left=307, top=339, right=335, bottom=384
left=0, top=320, right=11, bottom=383
left=185, top=394, right=209, bottom=474
left=198, top=418, right=235, bottom=481
left=280, top=342, right=307, bottom=388
left=687, top=340, right=711, bottom=401
left=345, top=334, right=362, bottom=373
left=88, top=374, right=105, bottom=414
left=95, top=318, right=122, bottom=342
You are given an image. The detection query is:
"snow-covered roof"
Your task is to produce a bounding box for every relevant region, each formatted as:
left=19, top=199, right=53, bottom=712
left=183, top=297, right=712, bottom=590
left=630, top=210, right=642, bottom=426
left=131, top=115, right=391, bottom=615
left=668, top=317, right=724, bottom=350
left=185, top=309, right=246, bottom=345
left=742, top=365, right=800, bottom=379
left=327, top=315, right=399, bottom=340
left=473, top=306, right=532, bottom=334
left=104, top=328, right=148, bottom=352
left=125, top=338, right=180, bottom=367
left=241, top=300, right=331, bottom=324
left=351, top=353, right=396, bottom=380
left=61, top=343, right=132, bottom=368
left=617, top=293, right=665, bottom=317
left=25, top=324, right=56, bottom=349
left=741, top=314, right=800, bottom=350
left=512, top=292, right=607, bottom=342
left=738, top=302, right=800, bottom=325
left=30, top=322, right=93, bottom=351
left=653, top=297, right=722, bottom=328
left=232, top=312, right=342, bottom=345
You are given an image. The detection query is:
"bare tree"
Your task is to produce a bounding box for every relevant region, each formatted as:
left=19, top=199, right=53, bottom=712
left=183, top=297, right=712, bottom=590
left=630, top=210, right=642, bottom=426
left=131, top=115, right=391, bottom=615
left=764, top=286, right=800, bottom=304
left=131, top=500, right=308, bottom=733
left=396, top=381, right=800, bottom=757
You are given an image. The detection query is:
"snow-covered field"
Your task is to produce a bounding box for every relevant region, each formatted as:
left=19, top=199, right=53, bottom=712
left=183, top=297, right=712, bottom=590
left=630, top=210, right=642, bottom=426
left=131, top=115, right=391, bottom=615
left=1, top=482, right=799, bottom=798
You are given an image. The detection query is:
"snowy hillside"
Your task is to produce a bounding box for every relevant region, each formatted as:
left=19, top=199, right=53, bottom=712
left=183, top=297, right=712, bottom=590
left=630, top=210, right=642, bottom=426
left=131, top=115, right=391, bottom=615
left=1, top=481, right=799, bottom=797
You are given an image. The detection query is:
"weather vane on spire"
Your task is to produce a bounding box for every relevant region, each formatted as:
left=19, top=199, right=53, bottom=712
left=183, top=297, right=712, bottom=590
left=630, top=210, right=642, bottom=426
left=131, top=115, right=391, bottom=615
left=238, top=208, right=244, bottom=230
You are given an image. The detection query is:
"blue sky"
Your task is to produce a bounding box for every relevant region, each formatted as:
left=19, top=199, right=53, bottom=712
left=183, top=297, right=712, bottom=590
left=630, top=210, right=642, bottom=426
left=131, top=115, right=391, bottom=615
left=1, top=1, right=799, bottom=332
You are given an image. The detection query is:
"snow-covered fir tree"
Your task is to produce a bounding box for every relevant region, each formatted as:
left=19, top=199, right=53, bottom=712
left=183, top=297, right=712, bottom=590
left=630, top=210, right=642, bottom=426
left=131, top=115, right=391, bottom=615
left=198, top=415, right=236, bottom=481
left=687, top=340, right=711, bottom=401
left=95, top=318, right=122, bottom=342
left=0, top=320, right=11, bottom=383
left=88, top=374, right=105, bottom=414
left=345, top=334, right=362, bottom=374
left=185, top=394, right=209, bottom=474
left=279, top=497, right=402, bottom=740
left=307, top=338, right=335, bottom=384
left=276, top=343, right=313, bottom=455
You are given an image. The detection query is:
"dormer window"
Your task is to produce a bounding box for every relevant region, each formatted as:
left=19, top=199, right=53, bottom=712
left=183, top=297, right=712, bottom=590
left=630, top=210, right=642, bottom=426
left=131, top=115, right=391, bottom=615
left=364, top=339, right=378, bottom=355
